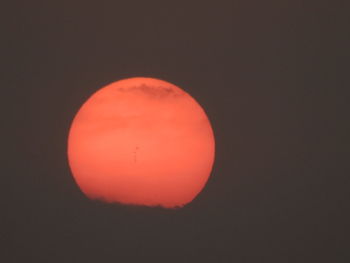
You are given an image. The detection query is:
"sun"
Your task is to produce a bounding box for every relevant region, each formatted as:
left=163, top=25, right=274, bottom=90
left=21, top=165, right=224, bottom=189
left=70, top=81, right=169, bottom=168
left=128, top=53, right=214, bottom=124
left=67, top=77, right=215, bottom=208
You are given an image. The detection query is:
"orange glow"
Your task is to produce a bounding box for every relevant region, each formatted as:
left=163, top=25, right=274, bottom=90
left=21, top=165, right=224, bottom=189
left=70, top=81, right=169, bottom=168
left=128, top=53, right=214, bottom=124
left=67, top=77, right=215, bottom=208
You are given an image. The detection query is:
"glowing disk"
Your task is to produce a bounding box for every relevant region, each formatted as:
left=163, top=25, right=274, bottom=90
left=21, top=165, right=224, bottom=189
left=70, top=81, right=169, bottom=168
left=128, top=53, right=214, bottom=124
left=68, top=77, right=215, bottom=208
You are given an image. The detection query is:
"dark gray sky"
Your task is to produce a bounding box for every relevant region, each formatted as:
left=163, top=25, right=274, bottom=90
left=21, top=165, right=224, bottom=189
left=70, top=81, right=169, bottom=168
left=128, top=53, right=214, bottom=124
left=3, top=1, right=348, bottom=262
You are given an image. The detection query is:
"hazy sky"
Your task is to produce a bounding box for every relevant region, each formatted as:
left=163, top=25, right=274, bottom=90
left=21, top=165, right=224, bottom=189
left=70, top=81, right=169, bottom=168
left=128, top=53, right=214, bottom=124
left=3, top=1, right=348, bottom=262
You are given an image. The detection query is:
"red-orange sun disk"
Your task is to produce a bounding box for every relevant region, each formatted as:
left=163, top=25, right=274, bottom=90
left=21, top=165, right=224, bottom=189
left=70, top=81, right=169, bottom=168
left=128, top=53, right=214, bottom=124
left=67, top=77, right=215, bottom=208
